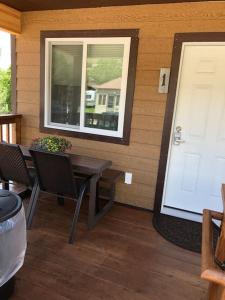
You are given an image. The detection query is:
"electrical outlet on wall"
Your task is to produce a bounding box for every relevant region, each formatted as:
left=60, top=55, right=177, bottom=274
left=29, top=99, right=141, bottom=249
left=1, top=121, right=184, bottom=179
left=125, top=172, right=132, bottom=184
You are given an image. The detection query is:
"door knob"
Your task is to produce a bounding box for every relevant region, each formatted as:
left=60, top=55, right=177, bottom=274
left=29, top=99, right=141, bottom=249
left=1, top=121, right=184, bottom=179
left=174, top=126, right=185, bottom=145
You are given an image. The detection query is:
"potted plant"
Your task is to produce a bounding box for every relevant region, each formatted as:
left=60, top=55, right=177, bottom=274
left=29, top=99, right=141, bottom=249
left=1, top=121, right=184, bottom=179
left=31, top=136, right=72, bottom=153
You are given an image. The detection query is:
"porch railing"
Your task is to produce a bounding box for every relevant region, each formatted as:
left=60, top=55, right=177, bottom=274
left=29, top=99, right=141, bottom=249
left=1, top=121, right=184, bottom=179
left=0, top=114, right=22, bottom=144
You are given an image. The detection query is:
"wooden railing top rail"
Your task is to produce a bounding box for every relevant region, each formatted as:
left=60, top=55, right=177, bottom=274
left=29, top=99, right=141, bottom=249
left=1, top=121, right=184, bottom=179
left=0, top=114, right=22, bottom=125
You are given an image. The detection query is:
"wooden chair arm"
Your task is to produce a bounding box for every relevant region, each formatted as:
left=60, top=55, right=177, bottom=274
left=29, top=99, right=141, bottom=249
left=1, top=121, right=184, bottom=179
left=201, top=209, right=225, bottom=287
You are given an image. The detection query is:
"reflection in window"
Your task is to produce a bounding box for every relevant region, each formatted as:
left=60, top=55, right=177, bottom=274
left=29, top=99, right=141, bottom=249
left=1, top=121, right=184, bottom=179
left=98, top=94, right=107, bottom=105
left=116, top=95, right=120, bottom=106
left=44, top=35, right=133, bottom=139
left=107, top=96, right=114, bottom=109
left=85, top=44, right=123, bottom=131
left=51, top=44, right=82, bottom=126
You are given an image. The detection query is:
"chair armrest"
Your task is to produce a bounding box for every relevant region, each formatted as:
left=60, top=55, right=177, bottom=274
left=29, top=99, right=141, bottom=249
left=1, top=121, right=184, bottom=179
left=201, top=209, right=225, bottom=287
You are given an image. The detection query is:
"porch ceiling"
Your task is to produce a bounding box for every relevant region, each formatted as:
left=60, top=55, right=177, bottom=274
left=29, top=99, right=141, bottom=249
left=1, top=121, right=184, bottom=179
left=1, top=0, right=222, bottom=11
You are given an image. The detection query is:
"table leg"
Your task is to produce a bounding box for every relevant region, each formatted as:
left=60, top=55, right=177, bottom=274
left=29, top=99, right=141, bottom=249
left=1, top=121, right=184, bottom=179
left=88, top=173, right=114, bottom=230
left=88, top=174, right=98, bottom=229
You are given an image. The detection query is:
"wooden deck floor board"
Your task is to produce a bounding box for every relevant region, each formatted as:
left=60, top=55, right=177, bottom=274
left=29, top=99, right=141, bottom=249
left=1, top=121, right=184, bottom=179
left=11, top=195, right=207, bottom=300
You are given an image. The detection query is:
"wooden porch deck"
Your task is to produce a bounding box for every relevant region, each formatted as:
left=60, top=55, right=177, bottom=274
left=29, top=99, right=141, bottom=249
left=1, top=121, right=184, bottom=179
left=12, top=194, right=207, bottom=300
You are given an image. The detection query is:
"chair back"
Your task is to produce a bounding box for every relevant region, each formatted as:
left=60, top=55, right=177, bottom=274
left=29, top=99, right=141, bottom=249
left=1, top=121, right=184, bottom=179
left=30, top=149, right=78, bottom=198
left=0, top=142, right=32, bottom=186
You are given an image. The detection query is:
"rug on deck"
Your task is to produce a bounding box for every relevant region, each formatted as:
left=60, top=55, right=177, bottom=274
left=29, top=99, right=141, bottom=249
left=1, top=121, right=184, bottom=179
left=153, top=213, right=220, bottom=253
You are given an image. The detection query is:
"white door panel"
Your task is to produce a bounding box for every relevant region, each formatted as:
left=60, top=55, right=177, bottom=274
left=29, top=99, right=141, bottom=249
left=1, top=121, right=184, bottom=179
left=162, top=44, right=225, bottom=219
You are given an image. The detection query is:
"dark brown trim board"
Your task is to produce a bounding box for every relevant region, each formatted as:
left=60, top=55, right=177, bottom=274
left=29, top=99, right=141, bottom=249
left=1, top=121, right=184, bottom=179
left=154, top=32, right=225, bottom=216
left=2, top=0, right=225, bottom=12
left=10, top=35, right=17, bottom=114
left=40, top=29, right=139, bottom=145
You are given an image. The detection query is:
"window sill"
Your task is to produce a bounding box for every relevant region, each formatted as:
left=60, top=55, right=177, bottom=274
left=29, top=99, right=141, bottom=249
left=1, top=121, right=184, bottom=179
left=40, top=125, right=130, bottom=145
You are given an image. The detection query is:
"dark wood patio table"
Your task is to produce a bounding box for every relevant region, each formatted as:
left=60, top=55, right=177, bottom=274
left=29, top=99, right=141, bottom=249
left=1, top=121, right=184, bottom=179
left=20, top=145, right=112, bottom=229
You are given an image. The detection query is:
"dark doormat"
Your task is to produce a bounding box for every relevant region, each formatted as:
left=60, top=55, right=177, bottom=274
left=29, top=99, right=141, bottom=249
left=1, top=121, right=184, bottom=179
left=153, top=213, right=220, bottom=253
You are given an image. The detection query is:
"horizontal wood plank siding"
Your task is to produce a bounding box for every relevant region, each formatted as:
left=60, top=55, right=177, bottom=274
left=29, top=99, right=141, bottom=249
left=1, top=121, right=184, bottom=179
left=0, top=4, right=21, bottom=34
left=16, top=1, right=225, bottom=209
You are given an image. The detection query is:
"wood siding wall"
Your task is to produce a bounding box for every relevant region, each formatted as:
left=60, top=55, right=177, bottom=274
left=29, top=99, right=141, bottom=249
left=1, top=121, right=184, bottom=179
left=0, top=4, right=21, bottom=34
left=16, top=1, right=225, bottom=209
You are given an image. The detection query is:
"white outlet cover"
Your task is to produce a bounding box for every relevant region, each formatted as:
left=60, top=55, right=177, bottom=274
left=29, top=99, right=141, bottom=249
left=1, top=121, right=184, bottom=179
left=125, top=172, right=132, bottom=184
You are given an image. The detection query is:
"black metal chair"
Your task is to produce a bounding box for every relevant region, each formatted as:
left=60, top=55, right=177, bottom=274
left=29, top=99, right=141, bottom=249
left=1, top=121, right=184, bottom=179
left=0, top=142, right=38, bottom=220
left=27, top=149, right=90, bottom=244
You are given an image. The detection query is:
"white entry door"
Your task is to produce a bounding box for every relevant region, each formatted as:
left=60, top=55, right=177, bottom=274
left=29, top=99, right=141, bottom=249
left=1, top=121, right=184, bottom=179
left=162, top=42, right=225, bottom=221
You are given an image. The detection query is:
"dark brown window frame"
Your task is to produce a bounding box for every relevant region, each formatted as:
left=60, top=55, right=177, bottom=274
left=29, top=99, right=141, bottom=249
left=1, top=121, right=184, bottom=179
left=153, top=32, right=225, bottom=217
left=40, top=29, right=139, bottom=145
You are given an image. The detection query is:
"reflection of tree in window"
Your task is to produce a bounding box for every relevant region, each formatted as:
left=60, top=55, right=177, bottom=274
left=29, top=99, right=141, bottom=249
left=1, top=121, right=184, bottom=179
left=87, top=58, right=122, bottom=85
left=49, top=43, right=127, bottom=132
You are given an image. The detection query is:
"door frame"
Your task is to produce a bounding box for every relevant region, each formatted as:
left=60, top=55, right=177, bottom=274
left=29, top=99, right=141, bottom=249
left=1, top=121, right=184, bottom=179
left=154, top=32, right=225, bottom=218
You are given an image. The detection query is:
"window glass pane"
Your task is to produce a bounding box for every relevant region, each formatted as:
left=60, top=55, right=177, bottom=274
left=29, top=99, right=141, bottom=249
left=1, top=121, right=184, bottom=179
left=85, top=44, right=124, bottom=131
left=51, top=44, right=82, bottom=126
left=116, top=95, right=120, bottom=106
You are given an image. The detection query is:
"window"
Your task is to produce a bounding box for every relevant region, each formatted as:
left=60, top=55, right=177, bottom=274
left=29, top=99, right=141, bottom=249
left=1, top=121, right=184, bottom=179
left=40, top=30, right=139, bottom=144
left=107, top=96, right=114, bottom=109
left=116, top=95, right=120, bottom=106
left=98, top=94, right=107, bottom=105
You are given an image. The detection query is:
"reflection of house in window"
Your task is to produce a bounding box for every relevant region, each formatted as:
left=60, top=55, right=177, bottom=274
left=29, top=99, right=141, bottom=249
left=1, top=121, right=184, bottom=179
left=115, top=95, right=120, bottom=106
left=98, top=94, right=107, bottom=105
left=94, top=77, right=121, bottom=114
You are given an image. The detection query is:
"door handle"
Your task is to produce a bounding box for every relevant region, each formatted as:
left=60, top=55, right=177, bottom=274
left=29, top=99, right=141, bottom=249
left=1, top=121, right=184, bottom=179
left=174, top=126, right=186, bottom=145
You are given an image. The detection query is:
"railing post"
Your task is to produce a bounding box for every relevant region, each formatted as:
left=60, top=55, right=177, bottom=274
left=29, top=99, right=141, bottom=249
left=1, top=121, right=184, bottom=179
left=0, top=114, right=22, bottom=144
left=15, top=115, right=21, bottom=144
